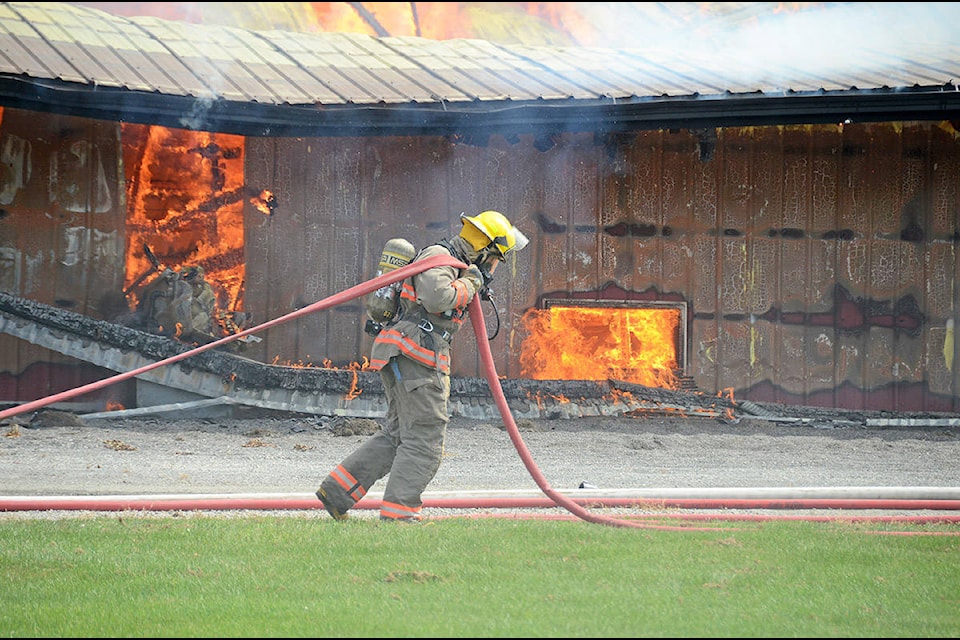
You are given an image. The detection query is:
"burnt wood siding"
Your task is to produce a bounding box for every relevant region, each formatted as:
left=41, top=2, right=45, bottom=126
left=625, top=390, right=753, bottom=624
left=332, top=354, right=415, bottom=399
left=0, top=108, right=128, bottom=405
left=1, top=109, right=958, bottom=412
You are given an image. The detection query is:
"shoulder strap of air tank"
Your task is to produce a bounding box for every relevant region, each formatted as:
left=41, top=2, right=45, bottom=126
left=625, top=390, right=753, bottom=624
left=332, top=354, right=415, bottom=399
left=435, top=238, right=468, bottom=264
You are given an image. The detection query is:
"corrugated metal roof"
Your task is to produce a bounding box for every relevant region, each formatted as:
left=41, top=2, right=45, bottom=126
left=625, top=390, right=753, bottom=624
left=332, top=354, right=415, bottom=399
left=0, top=1, right=958, bottom=136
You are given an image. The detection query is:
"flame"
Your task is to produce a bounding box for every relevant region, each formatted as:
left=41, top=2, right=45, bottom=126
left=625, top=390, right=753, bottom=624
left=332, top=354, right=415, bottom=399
left=122, top=124, right=246, bottom=320
left=519, top=305, right=680, bottom=389
left=251, top=189, right=276, bottom=216
left=268, top=354, right=369, bottom=400
left=79, top=3, right=839, bottom=51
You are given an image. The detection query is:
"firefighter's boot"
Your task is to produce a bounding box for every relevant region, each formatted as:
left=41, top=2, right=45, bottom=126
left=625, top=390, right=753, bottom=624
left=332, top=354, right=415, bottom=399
left=316, top=486, right=349, bottom=521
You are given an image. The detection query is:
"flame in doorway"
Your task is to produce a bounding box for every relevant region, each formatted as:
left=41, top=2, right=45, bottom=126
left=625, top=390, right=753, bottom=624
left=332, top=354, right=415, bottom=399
left=519, top=305, right=680, bottom=389
left=121, top=124, right=247, bottom=314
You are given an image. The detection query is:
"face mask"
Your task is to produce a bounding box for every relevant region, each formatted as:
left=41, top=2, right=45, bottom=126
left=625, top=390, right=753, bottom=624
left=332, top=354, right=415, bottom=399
left=476, top=251, right=501, bottom=286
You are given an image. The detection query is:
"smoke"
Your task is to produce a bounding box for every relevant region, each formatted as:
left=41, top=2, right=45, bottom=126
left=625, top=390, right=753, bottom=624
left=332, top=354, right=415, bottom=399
left=570, top=2, right=959, bottom=84
left=180, top=96, right=214, bottom=132
left=76, top=2, right=960, bottom=95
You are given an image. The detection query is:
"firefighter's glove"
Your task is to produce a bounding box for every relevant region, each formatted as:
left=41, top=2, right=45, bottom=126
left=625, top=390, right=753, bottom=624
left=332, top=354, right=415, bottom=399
left=462, top=264, right=485, bottom=296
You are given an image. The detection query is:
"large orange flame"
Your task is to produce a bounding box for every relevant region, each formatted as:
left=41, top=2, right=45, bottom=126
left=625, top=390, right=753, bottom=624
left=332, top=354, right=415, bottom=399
left=122, top=124, right=246, bottom=316
left=519, top=305, right=680, bottom=389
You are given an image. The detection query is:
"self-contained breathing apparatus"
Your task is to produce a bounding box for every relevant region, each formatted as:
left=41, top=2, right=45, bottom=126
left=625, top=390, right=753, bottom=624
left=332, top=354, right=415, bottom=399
left=363, top=238, right=417, bottom=337
left=363, top=236, right=500, bottom=340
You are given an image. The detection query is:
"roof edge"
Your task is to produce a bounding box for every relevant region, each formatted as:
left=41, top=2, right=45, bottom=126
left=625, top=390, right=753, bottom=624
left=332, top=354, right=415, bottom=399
left=3, top=76, right=960, bottom=137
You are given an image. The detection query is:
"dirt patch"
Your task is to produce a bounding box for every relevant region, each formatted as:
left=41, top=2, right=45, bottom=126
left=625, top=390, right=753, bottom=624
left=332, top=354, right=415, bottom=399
left=2, top=411, right=958, bottom=503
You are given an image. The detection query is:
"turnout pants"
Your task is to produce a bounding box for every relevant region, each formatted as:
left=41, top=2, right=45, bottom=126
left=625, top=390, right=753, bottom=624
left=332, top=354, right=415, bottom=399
left=320, top=355, right=450, bottom=521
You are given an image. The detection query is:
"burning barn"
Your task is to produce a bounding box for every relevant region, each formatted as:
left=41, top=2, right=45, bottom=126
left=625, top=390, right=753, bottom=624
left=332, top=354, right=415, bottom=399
left=0, top=2, right=959, bottom=416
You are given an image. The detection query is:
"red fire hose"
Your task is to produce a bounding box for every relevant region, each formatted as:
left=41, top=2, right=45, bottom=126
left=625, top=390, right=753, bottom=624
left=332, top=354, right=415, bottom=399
left=2, top=257, right=959, bottom=532
left=0, top=253, right=465, bottom=422
left=469, top=295, right=683, bottom=529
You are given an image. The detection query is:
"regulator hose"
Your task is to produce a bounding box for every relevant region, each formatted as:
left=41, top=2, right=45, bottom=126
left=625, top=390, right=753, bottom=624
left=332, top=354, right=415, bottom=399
left=478, top=287, right=499, bottom=340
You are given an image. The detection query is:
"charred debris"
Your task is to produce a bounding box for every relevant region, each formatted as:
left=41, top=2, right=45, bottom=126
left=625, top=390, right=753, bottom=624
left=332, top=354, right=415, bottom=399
left=0, top=291, right=943, bottom=428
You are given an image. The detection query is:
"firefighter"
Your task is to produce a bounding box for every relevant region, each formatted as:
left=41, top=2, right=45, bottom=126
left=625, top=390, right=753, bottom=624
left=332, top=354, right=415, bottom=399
left=317, top=210, right=529, bottom=522
left=180, top=265, right=217, bottom=343
left=135, top=267, right=192, bottom=338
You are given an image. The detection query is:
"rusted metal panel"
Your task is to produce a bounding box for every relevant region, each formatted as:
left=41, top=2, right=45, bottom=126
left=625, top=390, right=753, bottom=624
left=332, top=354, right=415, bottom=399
left=544, top=137, right=597, bottom=293
left=365, top=139, right=444, bottom=231
left=690, top=316, right=720, bottom=392
left=925, top=289, right=956, bottom=399
left=870, top=128, right=905, bottom=237
left=809, top=126, right=841, bottom=232
left=718, top=127, right=753, bottom=231
left=536, top=167, right=574, bottom=299
left=767, top=126, right=795, bottom=231
left=931, top=124, right=960, bottom=237
left=0, top=107, right=127, bottom=405
left=568, top=139, right=602, bottom=293
left=242, top=202, right=275, bottom=359
left=745, top=307, right=775, bottom=392
left=806, top=314, right=839, bottom=405
left=807, top=240, right=836, bottom=314
left=927, top=242, right=957, bottom=322
left=322, top=224, right=364, bottom=365
left=470, top=139, right=540, bottom=380
left=2, top=111, right=959, bottom=414
left=691, top=235, right=718, bottom=317
left=629, top=130, right=663, bottom=225
left=719, top=235, right=748, bottom=315
left=244, top=136, right=308, bottom=364
left=746, top=239, right=776, bottom=316
left=717, top=317, right=751, bottom=395
left=865, top=327, right=898, bottom=408
left=0, top=109, right=124, bottom=310
left=838, top=125, right=871, bottom=232
left=457, top=136, right=536, bottom=377
left=660, top=239, right=692, bottom=300
left=659, top=131, right=698, bottom=224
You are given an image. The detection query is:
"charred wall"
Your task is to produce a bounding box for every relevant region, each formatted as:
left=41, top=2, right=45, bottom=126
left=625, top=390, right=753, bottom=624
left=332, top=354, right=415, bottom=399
left=244, top=124, right=960, bottom=412
left=0, top=108, right=129, bottom=406
left=1, top=105, right=958, bottom=413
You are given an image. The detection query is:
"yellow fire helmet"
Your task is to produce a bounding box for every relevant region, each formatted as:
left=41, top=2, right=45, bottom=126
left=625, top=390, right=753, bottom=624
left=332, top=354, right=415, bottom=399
left=459, top=210, right=529, bottom=258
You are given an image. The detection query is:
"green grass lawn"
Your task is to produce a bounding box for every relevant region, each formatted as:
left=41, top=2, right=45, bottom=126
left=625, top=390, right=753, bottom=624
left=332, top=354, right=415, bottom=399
left=1, top=514, right=958, bottom=637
